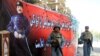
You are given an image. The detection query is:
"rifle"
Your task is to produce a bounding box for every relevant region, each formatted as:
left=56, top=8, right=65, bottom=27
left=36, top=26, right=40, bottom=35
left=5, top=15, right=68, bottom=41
left=90, top=40, right=93, bottom=51
left=51, top=38, right=63, bottom=56
left=87, top=39, right=93, bottom=51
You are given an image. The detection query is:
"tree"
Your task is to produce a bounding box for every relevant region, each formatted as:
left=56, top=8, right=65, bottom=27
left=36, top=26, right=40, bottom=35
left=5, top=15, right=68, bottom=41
left=91, top=31, right=100, bottom=41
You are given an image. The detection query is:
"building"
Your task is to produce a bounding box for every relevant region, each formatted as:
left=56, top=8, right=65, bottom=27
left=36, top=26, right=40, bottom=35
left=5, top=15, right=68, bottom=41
left=25, top=0, right=71, bottom=16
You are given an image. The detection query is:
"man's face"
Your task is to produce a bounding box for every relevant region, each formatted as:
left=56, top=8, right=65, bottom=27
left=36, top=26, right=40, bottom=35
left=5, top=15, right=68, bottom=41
left=85, top=28, right=89, bottom=32
left=16, top=6, right=23, bottom=14
left=55, top=28, right=60, bottom=32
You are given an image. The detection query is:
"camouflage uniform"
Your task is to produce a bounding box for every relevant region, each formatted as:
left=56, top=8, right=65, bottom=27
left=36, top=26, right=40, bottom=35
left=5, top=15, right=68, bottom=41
left=80, top=31, right=93, bottom=56
left=47, top=31, right=65, bottom=56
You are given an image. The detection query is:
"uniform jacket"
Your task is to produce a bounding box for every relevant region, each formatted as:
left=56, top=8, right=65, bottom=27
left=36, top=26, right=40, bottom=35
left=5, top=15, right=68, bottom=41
left=7, top=14, right=29, bottom=35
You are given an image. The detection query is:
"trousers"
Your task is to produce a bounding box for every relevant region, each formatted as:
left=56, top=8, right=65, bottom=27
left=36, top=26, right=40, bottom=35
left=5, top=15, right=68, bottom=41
left=51, top=47, right=62, bottom=56
left=83, top=42, right=91, bottom=56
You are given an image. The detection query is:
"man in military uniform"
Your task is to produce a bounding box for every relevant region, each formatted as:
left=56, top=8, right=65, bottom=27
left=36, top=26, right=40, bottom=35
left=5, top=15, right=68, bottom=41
left=47, top=25, right=65, bottom=56
left=7, top=1, right=32, bottom=56
left=80, top=26, right=93, bottom=56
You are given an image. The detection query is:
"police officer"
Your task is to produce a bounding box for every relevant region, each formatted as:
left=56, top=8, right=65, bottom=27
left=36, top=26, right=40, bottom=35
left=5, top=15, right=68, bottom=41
left=47, top=25, right=65, bottom=56
left=80, top=26, right=93, bottom=56
left=7, top=1, right=32, bottom=56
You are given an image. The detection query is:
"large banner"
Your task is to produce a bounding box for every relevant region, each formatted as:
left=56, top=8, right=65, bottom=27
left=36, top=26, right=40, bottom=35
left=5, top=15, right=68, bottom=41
left=3, top=0, right=77, bottom=56
left=23, top=2, right=76, bottom=56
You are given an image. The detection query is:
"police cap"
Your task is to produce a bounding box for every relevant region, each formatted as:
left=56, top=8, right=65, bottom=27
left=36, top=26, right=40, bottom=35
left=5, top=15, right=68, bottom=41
left=16, top=1, right=23, bottom=7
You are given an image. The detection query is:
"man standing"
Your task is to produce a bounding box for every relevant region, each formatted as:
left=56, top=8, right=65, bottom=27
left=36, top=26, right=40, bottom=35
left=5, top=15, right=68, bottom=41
left=47, top=25, right=65, bottom=56
left=80, top=26, right=93, bottom=56
left=7, top=1, right=32, bottom=56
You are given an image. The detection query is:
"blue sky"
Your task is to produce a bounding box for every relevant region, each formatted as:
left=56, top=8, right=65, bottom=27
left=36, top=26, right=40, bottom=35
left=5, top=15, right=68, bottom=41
left=66, top=0, right=100, bottom=33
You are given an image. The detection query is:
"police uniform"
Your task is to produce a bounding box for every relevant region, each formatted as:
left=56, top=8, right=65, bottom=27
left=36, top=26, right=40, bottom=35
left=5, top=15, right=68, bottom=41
left=7, top=1, right=31, bottom=56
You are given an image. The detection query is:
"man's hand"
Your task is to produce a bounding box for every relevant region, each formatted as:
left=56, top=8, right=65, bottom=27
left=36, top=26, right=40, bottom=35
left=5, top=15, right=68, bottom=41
left=14, top=31, right=24, bottom=38
left=92, top=47, right=94, bottom=51
left=14, top=31, right=19, bottom=38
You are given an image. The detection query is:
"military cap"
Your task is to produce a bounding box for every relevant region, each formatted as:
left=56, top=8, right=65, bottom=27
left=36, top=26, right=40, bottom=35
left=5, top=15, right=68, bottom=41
left=53, top=25, right=61, bottom=30
left=85, top=26, right=89, bottom=29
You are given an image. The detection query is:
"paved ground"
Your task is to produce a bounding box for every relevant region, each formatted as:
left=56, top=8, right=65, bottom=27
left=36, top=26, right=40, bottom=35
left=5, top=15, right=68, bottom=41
left=77, top=41, right=100, bottom=56
left=3, top=40, right=100, bottom=56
